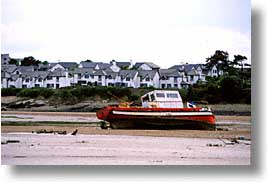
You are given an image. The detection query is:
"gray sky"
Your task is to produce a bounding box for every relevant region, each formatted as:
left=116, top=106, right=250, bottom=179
left=1, top=0, right=251, bottom=68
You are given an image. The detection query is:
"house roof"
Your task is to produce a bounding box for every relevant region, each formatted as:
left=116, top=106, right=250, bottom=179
left=57, top=62, right=78, bottom=69
left=38, top=64, right=50, bottom=70
left=104, top=69, right=119, bottom=79
left=119, top=70, right=138, bottom=79
left=47, top=69, right=66, bottom=77
left=97, top=63, right=111, bottom=70
left=170, top=64, right=206, bottom=72
left=168, top=65, right=184, bottom=71
left=1, top=64, right=17, bottom=73
left=21, top=71, right=49, bottom=79
left=186, top=69, right=199, bottom=76
left=159, top=69, right=182, bottom=77
left=17, top=66, right=36, bottom=73
left=79, top=62, right=98, bottom=68
left=92, top=70, right=106, bottom=76
left=72, top=68, right=94, bottom=75
left=137, top=70, right=158, bottom=79
left=134, top=62, right=160, bottom=69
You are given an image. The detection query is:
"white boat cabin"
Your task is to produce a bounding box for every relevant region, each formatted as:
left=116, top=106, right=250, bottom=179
left=141, top=90, right=183, bottom=108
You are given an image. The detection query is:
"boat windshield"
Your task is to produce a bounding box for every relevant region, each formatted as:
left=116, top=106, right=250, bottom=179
left=156, top=93, right=165, bottom=98
left=166, top=93, right=179, bottom=98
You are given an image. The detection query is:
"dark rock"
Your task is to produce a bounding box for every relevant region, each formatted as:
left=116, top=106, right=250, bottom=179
left=71, top=129, right=78, bottom=136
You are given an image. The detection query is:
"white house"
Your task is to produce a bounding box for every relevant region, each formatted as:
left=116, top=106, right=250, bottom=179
left=118, top=70, right=139, bottom=88
left=45, top=69, right=71, bottom=88
left=71, top=68, right=95, bottom=86
left=137, top=70, right=160, bottom=88
left=159, top=69, right=183, bottom=89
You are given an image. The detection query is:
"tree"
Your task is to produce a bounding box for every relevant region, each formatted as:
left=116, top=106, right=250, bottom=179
left=21, top=56, right=41, bottom=66
left=42, top=61, right=49, bottom=65
left=232, top=55, right=247, bottom=75
left=219, top=76, right=241, bottom=102
left=84, top=59, right=92, bottom=62
left=206, top=50, right=230, bottom=73
left=8, top=58, right=19, bottom=65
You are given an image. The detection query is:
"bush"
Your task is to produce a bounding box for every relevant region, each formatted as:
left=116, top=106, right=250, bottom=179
left=39, top=88, right=54, bottom=98
left=17, top=88, right=40, bottom=98
left=1, top=88, right=22, bottom=96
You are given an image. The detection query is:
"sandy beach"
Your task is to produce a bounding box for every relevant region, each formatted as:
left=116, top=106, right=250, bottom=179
left=1, top=111, right=251, bottom=165
left=1, top=133, right=250, bottom=165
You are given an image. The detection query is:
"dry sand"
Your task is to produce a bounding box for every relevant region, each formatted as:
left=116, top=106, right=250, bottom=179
left=1, top=133, right=250, bottom=165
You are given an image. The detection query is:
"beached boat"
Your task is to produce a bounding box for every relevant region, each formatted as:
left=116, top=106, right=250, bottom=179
left=96, top=90, right=216, bottom=130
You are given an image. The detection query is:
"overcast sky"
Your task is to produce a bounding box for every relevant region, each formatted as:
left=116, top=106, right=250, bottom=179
left=1, top=0, right=251, bottom=68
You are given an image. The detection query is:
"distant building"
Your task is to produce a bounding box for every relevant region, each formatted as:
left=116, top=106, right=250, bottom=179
left=1, top=54, right=10, bottom=65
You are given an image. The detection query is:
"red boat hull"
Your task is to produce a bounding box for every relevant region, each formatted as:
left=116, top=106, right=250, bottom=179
left=97, top=106, right=216, bottom=130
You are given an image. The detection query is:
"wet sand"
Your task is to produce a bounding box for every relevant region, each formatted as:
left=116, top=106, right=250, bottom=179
left=1, top=111, right=251, bottom=165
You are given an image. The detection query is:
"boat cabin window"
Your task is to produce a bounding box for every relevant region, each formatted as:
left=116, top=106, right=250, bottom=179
left=142, top=95, right=150, bottom=102
left=166, top=93, right=179, bottom=98
left=150, top=94, right=155, bottom=101
left=156, top=93, right=165, bottom=98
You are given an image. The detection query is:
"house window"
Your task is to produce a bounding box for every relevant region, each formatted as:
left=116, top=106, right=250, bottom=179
left=38, top=78, right=42, bottom=82
left=108, top=83, right=114, bottom=86
left=47, top=84, right=54, bottom=88
left=161, top=84, right=165, bottom=88
left=174, top=84, right=178, bottom=88
left=56, top=77, right=59, bottom=82
left=35, top=84, right=40, bottom=87
left=190, top=76, right=194, bottom=81
left=56, top=84, right=60, bottom=88
left=140, top=83, right=148, bottom=87
left=213, top=69, right=217, bottom=73
left=78, top=81, right=86, bottom=85
left=174, top=77, right=178, bottom=82
left=22, top=85, right=27, bottom=88
left=85, top=74, right=89, bottom=79
left=98, top=76, right=102, bottom=81
left=115, top=82, right=121, bottom=87
left=78, top=74, right=82, bottom=79
left=145, top=77, right=150, bottom=81
left=121, top=83, right=128, bottom=87
left=25, top=78, right=29, bottom=82
left=167, top=84, right=172, bottom=88
left=47, top=76, right=52, bottom=80
left=126, top=77, right=131, bottom=81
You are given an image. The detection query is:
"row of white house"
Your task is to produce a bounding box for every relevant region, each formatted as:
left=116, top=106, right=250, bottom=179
left=1, top=56, right=222, bottom=89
